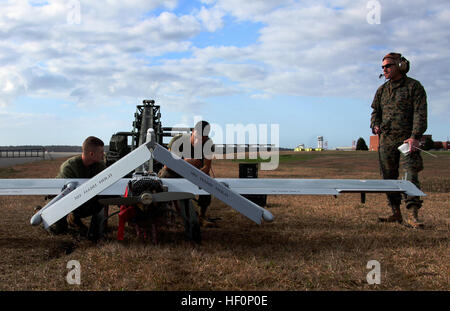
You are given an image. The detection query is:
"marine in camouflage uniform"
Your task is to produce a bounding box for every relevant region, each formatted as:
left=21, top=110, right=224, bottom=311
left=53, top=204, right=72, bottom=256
left=50, top=136, right=107, bottom=240
left=370, top=53, right=427, bottom=228
left=158, top=121, right=216, bottom=228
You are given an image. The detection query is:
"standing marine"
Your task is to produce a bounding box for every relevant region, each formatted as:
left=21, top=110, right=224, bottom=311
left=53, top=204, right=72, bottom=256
left=370, top=52, right=427, bottom=229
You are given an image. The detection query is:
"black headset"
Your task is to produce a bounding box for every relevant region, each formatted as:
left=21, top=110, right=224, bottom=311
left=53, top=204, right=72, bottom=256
left=397, top=54, right=410, bottom=74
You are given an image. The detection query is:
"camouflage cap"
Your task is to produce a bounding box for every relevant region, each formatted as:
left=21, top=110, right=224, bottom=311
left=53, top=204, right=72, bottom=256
left=382, top=52, right=402, bottom=61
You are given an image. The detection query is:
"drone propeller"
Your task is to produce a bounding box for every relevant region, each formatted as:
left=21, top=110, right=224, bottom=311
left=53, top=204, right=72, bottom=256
left=98, top=191, right=195, bottom=206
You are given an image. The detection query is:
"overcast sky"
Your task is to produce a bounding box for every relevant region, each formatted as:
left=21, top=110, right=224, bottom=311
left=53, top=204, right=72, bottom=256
left=0, top=0, right=449, bottom=148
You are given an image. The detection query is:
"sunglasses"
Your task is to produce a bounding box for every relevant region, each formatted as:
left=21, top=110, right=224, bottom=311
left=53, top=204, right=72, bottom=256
left=382, top=63, right=395, bottom=69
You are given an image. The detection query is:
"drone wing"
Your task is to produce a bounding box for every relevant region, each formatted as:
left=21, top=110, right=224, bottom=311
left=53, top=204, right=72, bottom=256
left=160, top=178, right=425, bottom=197
left=216, top=178, right=426, bottom=196
left=0, top=178, right=129, bottom=196
left=1, top=177, right=424, bottom=197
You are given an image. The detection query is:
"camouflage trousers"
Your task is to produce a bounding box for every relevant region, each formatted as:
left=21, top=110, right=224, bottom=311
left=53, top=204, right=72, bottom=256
left=51, top=198, right=105, bottom=238
left=157, top=167, right=206, bottom=242
left=378, top=134, right=423, bottom=209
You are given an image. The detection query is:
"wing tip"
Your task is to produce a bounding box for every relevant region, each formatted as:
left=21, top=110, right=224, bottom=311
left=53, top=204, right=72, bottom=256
left=263, top=210, right=274, bottom=222
left=30, top=213, right=42, bottom=226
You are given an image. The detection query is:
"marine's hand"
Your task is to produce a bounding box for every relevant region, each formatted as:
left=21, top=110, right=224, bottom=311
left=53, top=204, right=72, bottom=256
left=404, top=137, right=419, bottom=153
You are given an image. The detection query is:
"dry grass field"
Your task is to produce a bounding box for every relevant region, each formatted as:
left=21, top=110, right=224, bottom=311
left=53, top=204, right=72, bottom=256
left=0, top=150, right=448, bottom=291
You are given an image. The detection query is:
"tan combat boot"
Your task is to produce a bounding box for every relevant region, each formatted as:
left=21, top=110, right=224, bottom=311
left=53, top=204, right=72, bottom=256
left=378, top=203, right=403, bottom=223
left=405, top=205, right=424, bottom=229
left=199, top=216, right=218, bottom=228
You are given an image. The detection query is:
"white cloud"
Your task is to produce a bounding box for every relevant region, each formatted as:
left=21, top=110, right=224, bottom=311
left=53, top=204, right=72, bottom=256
left=0, top=67, right=28, bottom=107
left=0, top=1, right=207, bottom=110
left=197, top=6, right=225, bottom=32
left=133, top=12, right=201, bottom=40
left=1, top=0, right=449, bottom=131
left=192, top=0, right=450, bottom=115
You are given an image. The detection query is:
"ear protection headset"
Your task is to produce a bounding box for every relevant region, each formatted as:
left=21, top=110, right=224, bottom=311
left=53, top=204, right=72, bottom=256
left=383, top=52, right=410, bottom=74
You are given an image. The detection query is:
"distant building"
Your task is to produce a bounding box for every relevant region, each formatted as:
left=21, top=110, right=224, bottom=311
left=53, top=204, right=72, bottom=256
left=318, top=136, right=324, bottom=149
left=369, top=135, right=379, bottom=151
left=434, top=141, right=450, bottom=150
left=294, top=144, right=305, bottom=152
left=294, top=145, right=323, bottom=152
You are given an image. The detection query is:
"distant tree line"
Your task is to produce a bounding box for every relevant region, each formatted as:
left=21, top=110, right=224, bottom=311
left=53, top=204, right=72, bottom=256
left=422, top=137, right=434, bottom=151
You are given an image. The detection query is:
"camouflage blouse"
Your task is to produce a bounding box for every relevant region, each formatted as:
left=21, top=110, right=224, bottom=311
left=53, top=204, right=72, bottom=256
left=371, top=76, right=427, bottom=140
left=57, top=155, right=106, bottom=178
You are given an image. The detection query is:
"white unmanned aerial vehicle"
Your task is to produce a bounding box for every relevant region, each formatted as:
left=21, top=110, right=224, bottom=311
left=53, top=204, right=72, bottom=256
left=0, top=129, right=425, bottom=231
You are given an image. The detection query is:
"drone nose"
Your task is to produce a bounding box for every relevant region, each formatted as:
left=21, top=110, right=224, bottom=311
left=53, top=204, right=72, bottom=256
left=262, top=210, right=274, bottom=222
left=30, top=213, right=42, bottom=226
